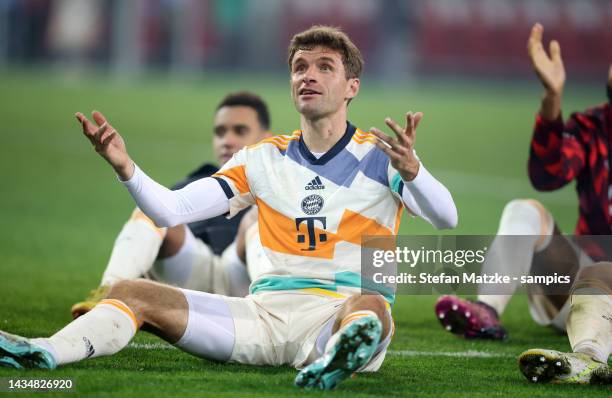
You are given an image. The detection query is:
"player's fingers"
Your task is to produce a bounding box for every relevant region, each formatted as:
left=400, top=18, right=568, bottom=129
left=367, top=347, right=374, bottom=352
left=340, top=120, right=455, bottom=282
left=100, top=130, right=117, bottom=147
left=99, top=127, right=116, bottom=145
left=92, top=110, right=107, bottom=127
left=384, top=117, right=407, bottom=142
left=370, top=127, right=402, bottom=150
left=549, top=40, right=562, bottom=63
left=409, top=112, right=423, bottom=144
left=94, top=123, right=109, bottom=144
left=404, top=112, right=417, bottom=139
left=527, top=26, right=546, bottom=65
left=375, top=141, right=402, bottom=162
left=370, top=127, right=392, bottom=144
left=413, top=112, right=424, bottom=130
left=527, top=23, right=543, bottom=53
left=75, top=112, right=97, bottom=141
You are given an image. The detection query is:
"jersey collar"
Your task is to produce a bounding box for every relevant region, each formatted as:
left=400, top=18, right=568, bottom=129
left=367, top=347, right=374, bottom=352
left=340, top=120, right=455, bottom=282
left=297, top=122, right=356, bottom=165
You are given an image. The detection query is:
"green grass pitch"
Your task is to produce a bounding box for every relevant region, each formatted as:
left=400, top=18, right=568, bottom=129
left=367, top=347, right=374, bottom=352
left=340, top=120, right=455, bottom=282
left=0, top=71, right=609, bottom=397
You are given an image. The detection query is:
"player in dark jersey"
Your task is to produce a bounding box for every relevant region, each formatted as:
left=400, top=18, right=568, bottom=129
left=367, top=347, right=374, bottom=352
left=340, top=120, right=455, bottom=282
left=71, top=92, right=271, bottom=318
left=435, top=24, right=611, bottom=384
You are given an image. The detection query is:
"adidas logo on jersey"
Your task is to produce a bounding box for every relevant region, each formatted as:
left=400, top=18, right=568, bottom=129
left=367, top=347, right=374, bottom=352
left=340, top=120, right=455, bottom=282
left=305, top=176, right=325, bottom=190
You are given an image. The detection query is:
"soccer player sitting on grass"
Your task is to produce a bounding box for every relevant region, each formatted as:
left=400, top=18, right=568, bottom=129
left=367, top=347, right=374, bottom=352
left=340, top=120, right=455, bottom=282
left=0, top=26, right=457, bottom=390
left=71, top=92, right=272, bottom=319
left=435, top=23, right=612, bottom=384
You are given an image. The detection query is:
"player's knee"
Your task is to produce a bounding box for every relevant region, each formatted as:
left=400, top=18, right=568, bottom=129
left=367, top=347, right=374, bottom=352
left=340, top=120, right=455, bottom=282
left=503, top=199, right=546, bottom=219
left=107, top=279, right=155, bottom=316
left=343, top=294, right=387, bottom=319
left=500, top=199, right=554, bottom=243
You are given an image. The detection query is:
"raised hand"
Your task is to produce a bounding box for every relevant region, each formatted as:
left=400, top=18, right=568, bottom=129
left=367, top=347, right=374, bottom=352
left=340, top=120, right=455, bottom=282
left=75, top=111, right=134, bottom=180
left=370, top=112, right=423, bottom=181
left=527, top=23, right=565, bottom=96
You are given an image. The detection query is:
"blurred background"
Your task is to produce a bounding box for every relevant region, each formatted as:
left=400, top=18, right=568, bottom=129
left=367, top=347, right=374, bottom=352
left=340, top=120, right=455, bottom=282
left=2, top=0, right=610, bottom=79
left=0, top=3, right=610, bottom=390
left=0, top=0, right=610, bottom=268
left=1, top=3, right=611, bottom=394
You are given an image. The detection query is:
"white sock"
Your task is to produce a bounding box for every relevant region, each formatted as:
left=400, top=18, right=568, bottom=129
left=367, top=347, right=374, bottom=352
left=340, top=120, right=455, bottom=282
left=101, top=209, right=166, bottom=286
left=478, top=200, right=553, bottom=315
left=567, top=287, right=612, bottom=363
left=34, top=299, right=138, bottom=365
left=150, top=227, right=215, bottom=292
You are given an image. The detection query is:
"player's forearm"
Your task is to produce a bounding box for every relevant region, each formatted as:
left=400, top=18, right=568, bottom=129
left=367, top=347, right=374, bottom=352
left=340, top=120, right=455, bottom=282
left=400, top=164, right=458, bottom=229
left=120, top=164, right=230, bottom=227
left=539, top=90, right=562, bottom=122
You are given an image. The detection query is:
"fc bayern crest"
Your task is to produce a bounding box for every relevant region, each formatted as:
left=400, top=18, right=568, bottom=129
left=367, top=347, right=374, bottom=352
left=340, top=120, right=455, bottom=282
left=301, top=194, right=324, bottom=215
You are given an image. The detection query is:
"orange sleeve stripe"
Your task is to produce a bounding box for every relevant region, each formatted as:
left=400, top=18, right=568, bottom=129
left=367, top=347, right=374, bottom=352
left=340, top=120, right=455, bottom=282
left=352, top=138, right=378, bottom=145
left=99, top=299, right=139, bottom=329
left=213, top=165, right=249, bottom=194
left=353, top=129, right=371, bottom=138
left=247, top=136, right=298, bottom=151
left=352, top=133, right=378, bottom=143
left=129, top=209, right=166, bottom=238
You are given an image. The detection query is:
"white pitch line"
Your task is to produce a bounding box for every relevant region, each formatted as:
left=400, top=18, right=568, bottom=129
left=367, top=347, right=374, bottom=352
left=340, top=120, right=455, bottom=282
left=388, top=350, right=513, bottom=358
left=127, top=343, right=513, bottom=358
left=128, top=342, right=176, bottom=350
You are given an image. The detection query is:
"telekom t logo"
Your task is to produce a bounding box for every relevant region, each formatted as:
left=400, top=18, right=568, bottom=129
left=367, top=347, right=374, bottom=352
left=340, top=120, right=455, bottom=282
left=295, top=217, right=327, bottom=251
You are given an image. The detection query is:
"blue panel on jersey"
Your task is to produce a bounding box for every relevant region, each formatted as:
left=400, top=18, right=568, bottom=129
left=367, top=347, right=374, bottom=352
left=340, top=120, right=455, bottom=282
left=287, top=142, right=360, bottom=186
left=358, top=147, right=390, bottom=188
left=285, top=129, right=390, bottom=189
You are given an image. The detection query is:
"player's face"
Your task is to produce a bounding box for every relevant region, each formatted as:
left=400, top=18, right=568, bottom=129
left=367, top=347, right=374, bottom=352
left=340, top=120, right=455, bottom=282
left=290, top=46, right=359, bottom=120
left=212, top=106, right=267, bottom=165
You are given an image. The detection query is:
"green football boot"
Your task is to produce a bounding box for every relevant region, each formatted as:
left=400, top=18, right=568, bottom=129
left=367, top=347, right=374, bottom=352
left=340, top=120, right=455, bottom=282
left=295, top=315, right=382, bottom=390
left=0, top=331, right=56, bottom=370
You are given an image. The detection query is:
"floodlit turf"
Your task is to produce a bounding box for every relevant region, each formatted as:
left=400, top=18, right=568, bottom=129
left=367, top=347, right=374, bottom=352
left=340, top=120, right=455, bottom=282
left=0, top=71, right=609, bottom=397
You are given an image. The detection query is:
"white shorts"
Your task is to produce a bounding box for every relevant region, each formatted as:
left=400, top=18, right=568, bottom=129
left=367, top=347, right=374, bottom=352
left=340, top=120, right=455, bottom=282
left=223, top=290, right=391, bottom=370
left=176, top=288, right=392, bottom=370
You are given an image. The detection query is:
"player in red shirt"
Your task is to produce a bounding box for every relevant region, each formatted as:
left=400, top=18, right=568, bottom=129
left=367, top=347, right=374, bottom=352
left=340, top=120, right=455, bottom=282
left=435, top=23, right=612, bottom=384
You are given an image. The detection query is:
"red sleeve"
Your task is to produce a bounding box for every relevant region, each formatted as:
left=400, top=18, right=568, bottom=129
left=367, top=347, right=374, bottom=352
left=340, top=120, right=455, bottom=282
left=528, top=113, right=587, bottom=191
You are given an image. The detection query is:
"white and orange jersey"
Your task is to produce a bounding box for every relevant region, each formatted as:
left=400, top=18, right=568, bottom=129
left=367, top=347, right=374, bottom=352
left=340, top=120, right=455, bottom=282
left=213, top=123, right=405, bottom=303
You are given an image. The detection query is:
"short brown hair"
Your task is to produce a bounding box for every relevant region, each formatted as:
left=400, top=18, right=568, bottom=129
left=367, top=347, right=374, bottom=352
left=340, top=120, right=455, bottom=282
left=287, top=25, right=364, bottom=79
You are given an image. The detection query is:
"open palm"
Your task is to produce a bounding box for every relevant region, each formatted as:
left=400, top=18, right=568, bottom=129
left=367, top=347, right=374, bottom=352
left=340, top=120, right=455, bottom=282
left=76, top=111, right=132, bottom=177
left=527, top=23, right=565, bottom=95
